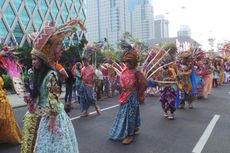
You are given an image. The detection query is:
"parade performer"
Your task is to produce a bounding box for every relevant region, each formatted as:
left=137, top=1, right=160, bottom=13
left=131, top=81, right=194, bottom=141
left=95, top=64, right=104, bottom=100
left=159, top=68, right=177, bottom=119
left=158, top=59, right=177, bottom=120
left=75, top=62, right=82, bottom=102
left=79, top=45, right=101, bottom=117
left=21, top=20, right=80, bottom=153
left=194, top=62, right=205, bottom=99
left=0, top=73, right=22, bottom=144
left=201, top=59, right=213, bottom=98
left=146, top=45, right=177, bottom=119
left=177, top=50, right=194, bottom=109
left=0, top=48, right=23, bottom=144
left=109, top=40, right=147, bottom=145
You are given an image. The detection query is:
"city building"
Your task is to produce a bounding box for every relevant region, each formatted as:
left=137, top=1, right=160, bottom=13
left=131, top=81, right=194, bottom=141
left=177, top=25, right=191, bottom=37
left=86, top=0, right=130, bottom=47
left=129, top=0, right=155, bottom=42
left=149, top=24, right=200, bottom=51
left=154, top=15, right=169, bottom=39
left=0, top=0, right=86, bottom=47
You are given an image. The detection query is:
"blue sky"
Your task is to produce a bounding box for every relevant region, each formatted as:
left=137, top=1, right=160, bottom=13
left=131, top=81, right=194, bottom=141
left=151, top=0, right=230, bottom=49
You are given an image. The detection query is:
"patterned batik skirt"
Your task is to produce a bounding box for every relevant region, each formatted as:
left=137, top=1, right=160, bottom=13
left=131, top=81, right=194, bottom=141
left=79, top=83, right=97, bottom=112
left=196, top=81, right=204, bottom=99
left=34, top=111, right=79, bottom=153
left=160, top=86, right=177, bottom=113
left=109, top=92, right=141, bottom=141
left=21, top=112, right=41, bottom=153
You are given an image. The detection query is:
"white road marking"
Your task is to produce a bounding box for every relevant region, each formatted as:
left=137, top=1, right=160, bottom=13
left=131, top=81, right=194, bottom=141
left=70, top=104, right=119, bottom=121
left=192, top=114, right=220, bottom=153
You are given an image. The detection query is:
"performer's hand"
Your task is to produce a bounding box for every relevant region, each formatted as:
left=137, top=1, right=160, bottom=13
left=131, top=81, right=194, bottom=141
left=48, top=117, right=56, bottom=134
left=24, top=95, right=32, bottom=104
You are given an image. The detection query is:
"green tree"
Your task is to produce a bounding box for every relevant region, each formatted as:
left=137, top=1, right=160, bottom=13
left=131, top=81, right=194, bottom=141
left=14, top=46, right=32, bottom=68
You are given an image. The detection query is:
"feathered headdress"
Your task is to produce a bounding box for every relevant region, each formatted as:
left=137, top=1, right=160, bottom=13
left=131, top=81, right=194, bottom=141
left=82, top=42, right=104, bottom=60
left=119, top=40, right=139, bottom=63
left=29, top=19, right=86, bottom=63
left=82, top=44, right=96, bottom=60
left=0, top=48, right=25, bottom=96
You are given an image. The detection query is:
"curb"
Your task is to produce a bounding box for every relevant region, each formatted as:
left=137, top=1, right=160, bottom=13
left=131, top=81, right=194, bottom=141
left=12, top=97, right=66, bottom=109
left=13, top=104, right=27, bottom=109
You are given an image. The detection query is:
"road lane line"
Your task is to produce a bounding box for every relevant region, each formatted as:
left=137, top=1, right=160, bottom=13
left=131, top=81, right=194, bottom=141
left=192, top=114, right=220, bottom=153
left=70, top=104, right=119, bottom=121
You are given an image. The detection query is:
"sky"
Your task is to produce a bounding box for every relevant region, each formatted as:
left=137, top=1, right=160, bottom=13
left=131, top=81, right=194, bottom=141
left=151, top=0, right=230, bottom=50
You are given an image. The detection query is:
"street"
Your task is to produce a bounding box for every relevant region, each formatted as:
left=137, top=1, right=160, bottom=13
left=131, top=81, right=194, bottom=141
left=0, top=84, right=230, bottom=153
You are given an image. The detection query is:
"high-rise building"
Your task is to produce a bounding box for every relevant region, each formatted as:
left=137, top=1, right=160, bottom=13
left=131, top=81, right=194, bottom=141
left=154, top=15, right=169, bottom=39
left=177, top=25, right=191, bottom=37
left=0, top=0, right=86, bottom=47
left=129, top=0, right=154, bottom=42
left=86, top=0, right=130, bottom=46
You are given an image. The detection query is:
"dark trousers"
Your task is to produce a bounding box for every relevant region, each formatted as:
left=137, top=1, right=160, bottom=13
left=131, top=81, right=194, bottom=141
left=95, top=80, right=103, bottom=100
left=65, top=83, right=73, bottom=103
left=213, top=79, right=218, bottom=88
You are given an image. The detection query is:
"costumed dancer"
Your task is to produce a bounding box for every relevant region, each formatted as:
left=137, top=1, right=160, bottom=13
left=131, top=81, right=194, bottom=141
left=0, top=48, right=25, bottom=144
left=109, top=41, right=147, bottom=145
left=79, top=45, right=101, bottom=117
left=101, top=61, right=110, bottom=98
left=159, top=67, right=177, bottom=119
left=145, top=45, right=177, bottom=119
left=0, top=54, right=22, bottom=144
left=95, top=64, right=104, bottom=100
left=0, top=75, right=22, bottom=144
left=21, top=20, right=80, bottom=153
left=158, top=56, right=177, bottom=120
left=192, top=50, right=206, bottom=99
left=177, top=50, right=194, bottom=109
left=0, top=76, right=22, bottom=144
left=75, top=62, right=82, bottom=103
left=202, top=58, right=213, bottom=98
left=194, top=61, right=205, bottom=99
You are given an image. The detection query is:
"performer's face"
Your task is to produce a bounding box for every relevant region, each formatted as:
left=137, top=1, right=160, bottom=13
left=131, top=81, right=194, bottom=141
left=32, top=55, right=42, bottom=69
left=83, top=59, right=89, bottom=66
left=125, top=61, right=135, bottom=69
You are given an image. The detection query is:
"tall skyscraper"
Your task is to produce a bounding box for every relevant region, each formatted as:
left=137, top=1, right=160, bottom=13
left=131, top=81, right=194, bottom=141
left=129, top=0, right=154, bottom=41
left=0, top=0, right=86, bottom=47
left=177, top=25, right=191, bottom=37
left=154, top=15, right=169, bottom=39
left=86, top=0, right=130, bottom=46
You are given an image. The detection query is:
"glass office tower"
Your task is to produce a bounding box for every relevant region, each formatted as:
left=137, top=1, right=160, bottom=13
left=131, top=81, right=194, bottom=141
left=0, top=0, right=86, bottom=47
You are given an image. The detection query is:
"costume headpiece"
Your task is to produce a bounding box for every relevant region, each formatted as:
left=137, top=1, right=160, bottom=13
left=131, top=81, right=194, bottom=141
left=29, top=19, right=86, bottom=63
left=0, top=47, right=25, bottom=96
left=82, top=42, right=104, bottom=60
left=120, top=40, right=139, bottom=63
left=82, top=44, right=96, bottom=60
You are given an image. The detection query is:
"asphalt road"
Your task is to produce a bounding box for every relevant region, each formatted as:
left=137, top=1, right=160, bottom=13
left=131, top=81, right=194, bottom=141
left=0, top=84, right=230, bottom=153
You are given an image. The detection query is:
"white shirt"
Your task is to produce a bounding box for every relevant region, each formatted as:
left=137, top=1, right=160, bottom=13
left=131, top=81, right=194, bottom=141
left=95, top=69, right=104, bottom=80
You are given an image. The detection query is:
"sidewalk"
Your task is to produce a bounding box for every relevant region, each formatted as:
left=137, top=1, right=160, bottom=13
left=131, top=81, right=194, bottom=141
left=8, top=87, right=66, bottom=108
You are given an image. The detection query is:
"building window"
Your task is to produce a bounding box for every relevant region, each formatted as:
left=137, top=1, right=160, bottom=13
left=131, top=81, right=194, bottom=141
left=0, top=20, right=8, bottom=42
left=51, top=1, right=59, bottom=19
left=4, top=3, right=15, bottom=27
left=26, top=0, right=36, bottom=14
left=20, top=8, right=30, bottom=29
left=13, top=0, right=22, bottom=11
left=34, top=11, right=43, bottom=30
left=40, top=0, right=48, bottom=17
left=13, top=22, right=23, bottom=44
